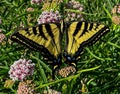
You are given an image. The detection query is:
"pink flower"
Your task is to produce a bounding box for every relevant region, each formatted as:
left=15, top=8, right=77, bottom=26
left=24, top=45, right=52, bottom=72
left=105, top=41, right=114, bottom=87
left=65, top=0, right=84, bottom=21
left=111, top=4, right=120, bottom=24
left=9, top=59, right=35, bottom=81
left=37, top=9, right=61, bottom=24
left=112, top=4, right=120, bottom=14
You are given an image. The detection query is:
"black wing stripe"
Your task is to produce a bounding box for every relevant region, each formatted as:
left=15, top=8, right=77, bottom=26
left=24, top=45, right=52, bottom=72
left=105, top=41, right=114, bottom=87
left=45, top=24, right=54, bottom=38
left=73, top=22, right=82, bottom=36
left=79, top=22, right=88, bottom=37
left=38, top=25, right=47, bottom=40
left=83, top=22, right=88, bottom=32
left=89, top=23, right=94, bottom=31
left=33, top=26, right=37, bottom=35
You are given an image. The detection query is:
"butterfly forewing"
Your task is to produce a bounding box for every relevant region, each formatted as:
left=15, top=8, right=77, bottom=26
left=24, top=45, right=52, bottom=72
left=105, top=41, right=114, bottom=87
left=65, top=21, right=109, bottom=66
left=11, top=23, right=62, bottom=67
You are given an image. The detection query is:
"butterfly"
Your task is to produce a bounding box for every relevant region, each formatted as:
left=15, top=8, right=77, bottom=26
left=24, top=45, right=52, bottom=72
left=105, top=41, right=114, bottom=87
left=11, top=21, right=109, bottom=77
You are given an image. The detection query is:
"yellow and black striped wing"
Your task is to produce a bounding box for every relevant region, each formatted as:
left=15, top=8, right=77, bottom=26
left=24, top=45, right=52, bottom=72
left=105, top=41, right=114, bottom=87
left=64, top=21, right=109, bottom=66
left=11, top=23, right=62, bottom=68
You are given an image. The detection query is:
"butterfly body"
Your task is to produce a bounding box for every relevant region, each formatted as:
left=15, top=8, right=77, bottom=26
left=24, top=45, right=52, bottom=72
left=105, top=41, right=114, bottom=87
left=11, top=21, right=109, bottom=77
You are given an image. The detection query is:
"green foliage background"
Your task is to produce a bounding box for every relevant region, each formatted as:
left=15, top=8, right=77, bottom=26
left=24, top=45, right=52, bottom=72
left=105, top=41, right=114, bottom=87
left=0, top=0, right=120, bottom=94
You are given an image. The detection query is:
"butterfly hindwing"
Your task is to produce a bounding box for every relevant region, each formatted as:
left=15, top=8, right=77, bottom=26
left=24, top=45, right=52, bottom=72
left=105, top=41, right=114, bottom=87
left=64, top=21, right=109, bottom=66
left=11, top=23, right=62, bottom=69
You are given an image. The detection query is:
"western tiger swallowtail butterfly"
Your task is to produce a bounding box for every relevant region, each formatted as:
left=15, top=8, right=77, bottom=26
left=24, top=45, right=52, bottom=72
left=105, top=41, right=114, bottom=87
left=11, top=21, right=109, bottom=77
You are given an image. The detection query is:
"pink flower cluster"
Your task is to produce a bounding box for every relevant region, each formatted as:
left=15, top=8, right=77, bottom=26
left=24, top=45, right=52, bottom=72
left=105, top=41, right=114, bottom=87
left=37, top=9, right=61, bottom=24
left=31, top=0, right=43, bottom=5
left=9, top=59, right=35, bottom=81
left=17, top=80, right=35, bottom=94
left=111, top=4, right=120, bottom=24
left=58, top=66, right=76, bottom=77
left=65, top=0, right=84, bottom=21
left=69, top=0, right=83, bottom=11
